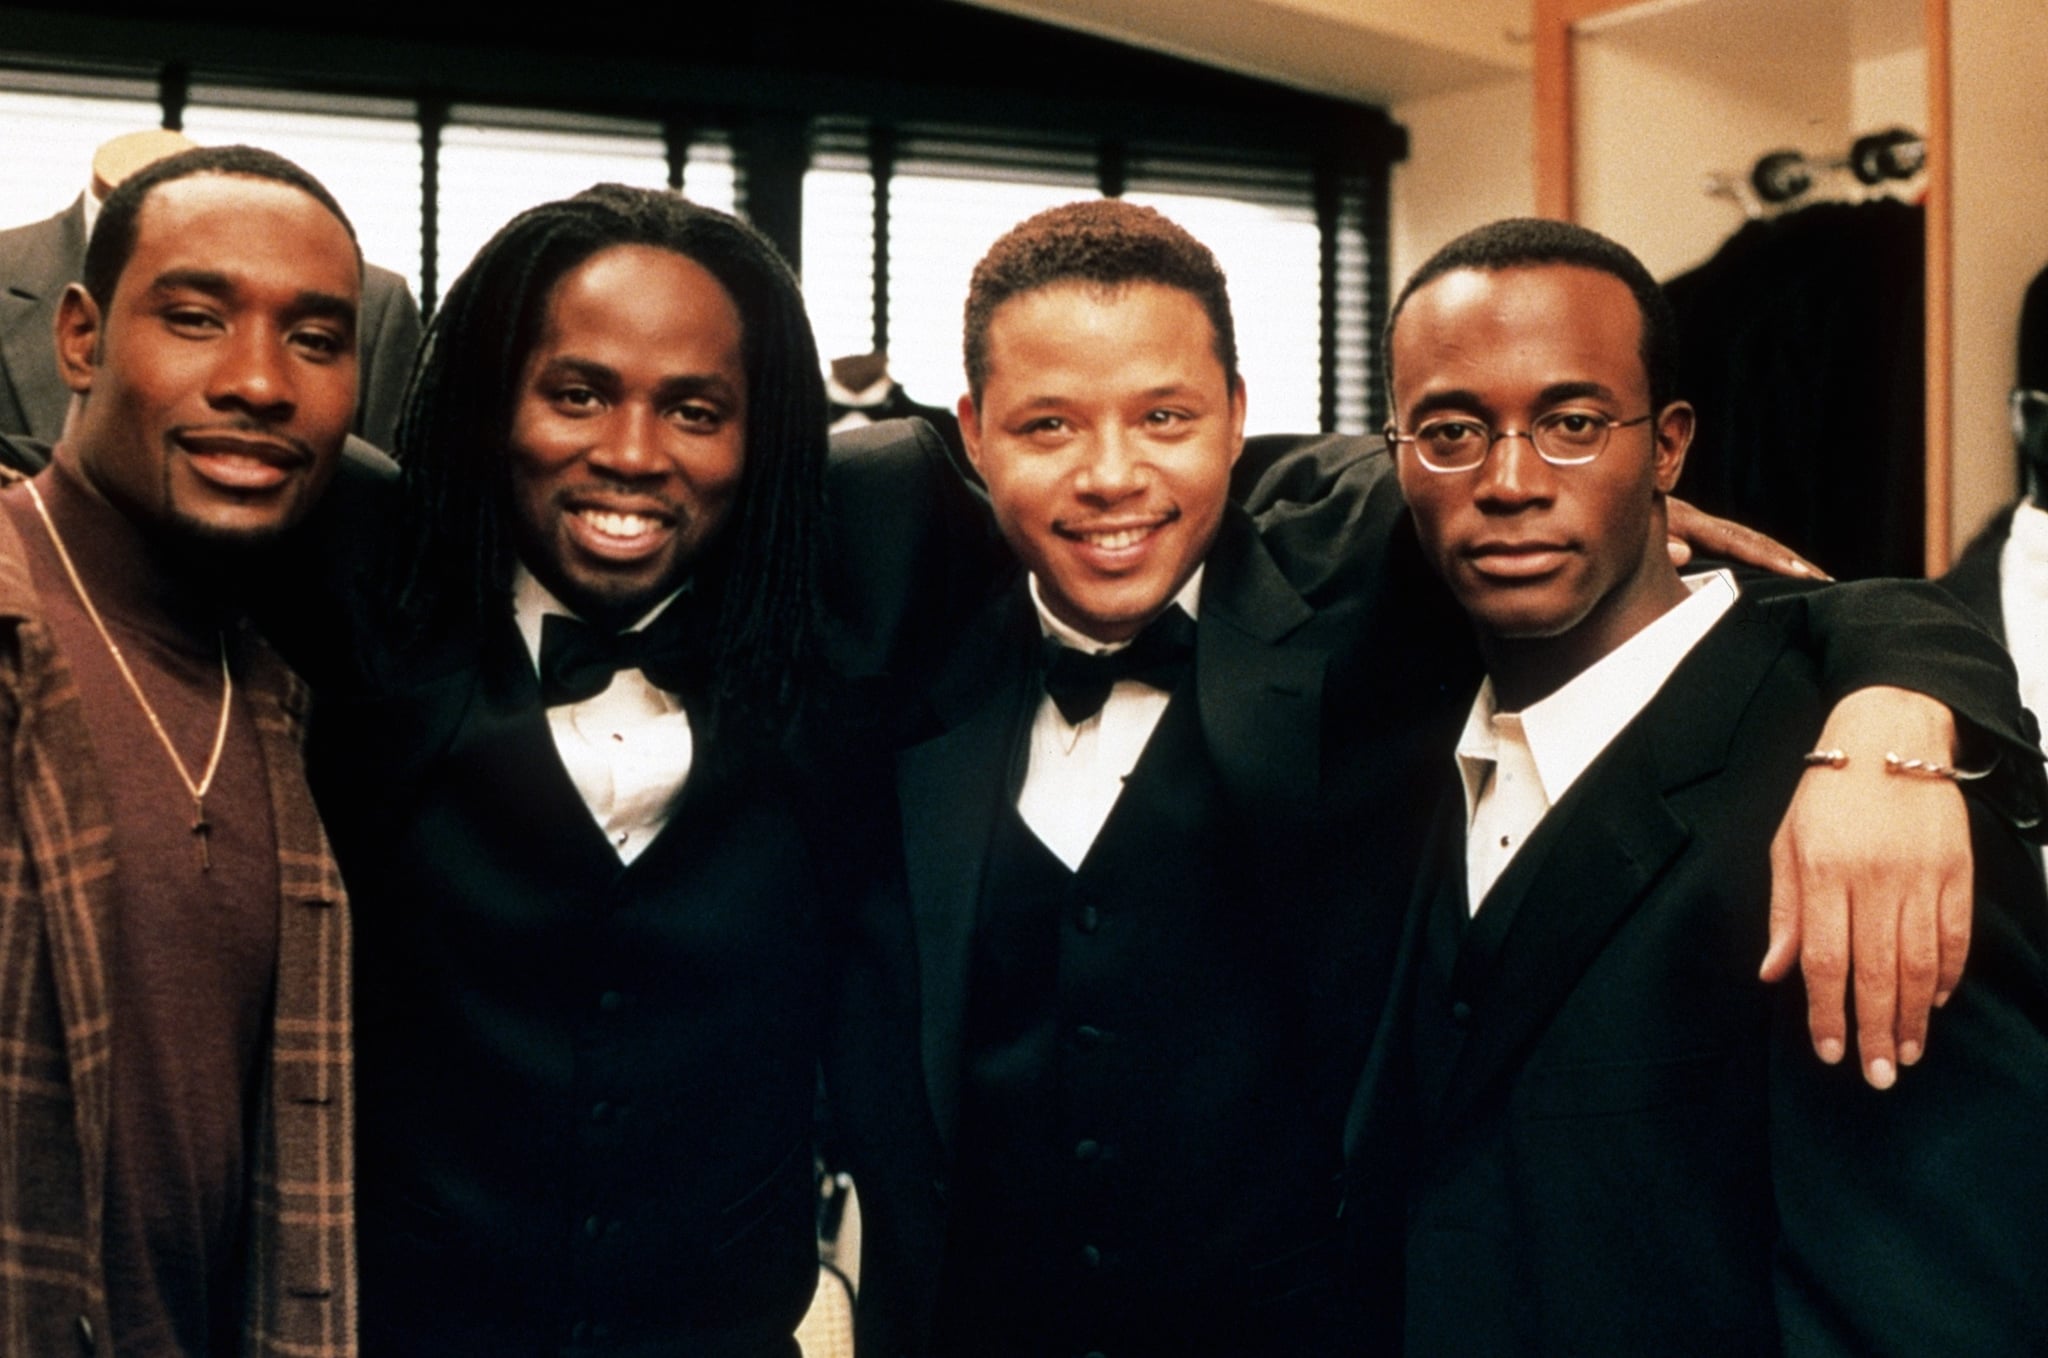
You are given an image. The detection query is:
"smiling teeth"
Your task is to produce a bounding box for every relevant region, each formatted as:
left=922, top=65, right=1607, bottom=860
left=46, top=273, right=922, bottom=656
left=581, top=509, right=659, bottom=538
left=1084, top=527, right=1151, bottom=550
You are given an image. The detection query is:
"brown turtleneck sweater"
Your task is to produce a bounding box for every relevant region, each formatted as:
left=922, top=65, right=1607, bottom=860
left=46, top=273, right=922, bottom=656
left=2, top=459, right=279, bottom=1358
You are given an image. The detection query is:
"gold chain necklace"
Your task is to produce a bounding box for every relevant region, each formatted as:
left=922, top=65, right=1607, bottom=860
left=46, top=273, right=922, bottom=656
left=24, top=479, right=233, bottom=871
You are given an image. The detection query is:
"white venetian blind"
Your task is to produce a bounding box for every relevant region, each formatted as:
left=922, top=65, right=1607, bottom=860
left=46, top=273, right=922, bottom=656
left=182, top=89, right=425, bottom=300
left=0, top=77, right=161, bottom=229
left=435, top=108, right=670, bottom=296
left=878, top=130, right=1097, bottom=412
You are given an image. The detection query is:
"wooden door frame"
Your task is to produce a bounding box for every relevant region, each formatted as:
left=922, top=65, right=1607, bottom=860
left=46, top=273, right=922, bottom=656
left=1533, top=0, right=1953, bottom=571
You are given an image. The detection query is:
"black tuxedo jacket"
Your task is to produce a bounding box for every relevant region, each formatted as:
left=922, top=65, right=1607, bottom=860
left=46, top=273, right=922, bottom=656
left=0, top=195, right=423, bottom=448
left=1348, top=594, right=2048, bottom=1356
left=298, top=470, right=839, bottom=1355
left=1940, top=502, right=2016, bottom=643
left=890, top=505, right=1409, bottom=1133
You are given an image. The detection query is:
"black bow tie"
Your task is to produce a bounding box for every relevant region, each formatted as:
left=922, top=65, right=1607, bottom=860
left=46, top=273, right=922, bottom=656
left=538, top=611, right=698, bottom=707
left=1041, top=606, right=1195, bottom=726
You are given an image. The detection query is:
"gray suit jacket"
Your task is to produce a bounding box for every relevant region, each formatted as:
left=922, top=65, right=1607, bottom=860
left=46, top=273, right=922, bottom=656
left=0, top=195, right=421, bottom=450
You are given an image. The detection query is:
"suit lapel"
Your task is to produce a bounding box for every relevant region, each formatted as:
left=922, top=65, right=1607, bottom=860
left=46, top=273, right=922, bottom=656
left=1197, top=506, right=1325, bottom=821
left=1426, top=597, right=1797, bottom=1133
left=332, top=617, right=625, bottom=877
left=1343, top=784, right=1460, bottom=1164
left=458, top=618, right=635, bottom=875
left=895, top=580, right=1039, bottom=1155
left=893, top=512, right=1327, bottom=1153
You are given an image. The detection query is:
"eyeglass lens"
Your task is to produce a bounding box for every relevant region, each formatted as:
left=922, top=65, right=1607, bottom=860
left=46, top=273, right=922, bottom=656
left=1414, top=411, right=1613, bottom=469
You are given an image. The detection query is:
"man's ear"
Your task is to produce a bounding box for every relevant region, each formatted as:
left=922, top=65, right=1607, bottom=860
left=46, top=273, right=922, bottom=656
left=1652, top=400, right=1694, bottom=494
left=956, top=393, right=984, bottom=474
left=1226, top=374, right=1248, bottom=466
left=54, top=283, right=102, bottom=398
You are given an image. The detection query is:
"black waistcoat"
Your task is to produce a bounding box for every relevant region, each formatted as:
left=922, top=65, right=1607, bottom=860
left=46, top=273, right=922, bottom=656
left=317, top=624, right=824, bottom=1358
left=1404, top=855, right=1524, bottom=1356
left=930, top=682, right=1356, bottom=1358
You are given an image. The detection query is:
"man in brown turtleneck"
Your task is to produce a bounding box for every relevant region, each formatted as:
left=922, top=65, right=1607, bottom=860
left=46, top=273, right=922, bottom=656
left=0, top=145, right=358, bottom=1358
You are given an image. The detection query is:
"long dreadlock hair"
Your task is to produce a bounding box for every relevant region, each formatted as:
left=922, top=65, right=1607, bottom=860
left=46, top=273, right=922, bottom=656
left=388, top=184, right=827, bottom=742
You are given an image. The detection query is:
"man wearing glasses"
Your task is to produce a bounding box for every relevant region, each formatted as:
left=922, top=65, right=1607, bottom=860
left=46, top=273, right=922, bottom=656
left=1349, top=217, right=2048, bottom=1356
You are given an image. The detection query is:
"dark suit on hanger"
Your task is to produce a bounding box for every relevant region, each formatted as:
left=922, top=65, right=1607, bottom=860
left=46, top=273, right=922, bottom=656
left=0, top=198, right=82, bottom=443
left=1347, top=593, right=2048, bottom=1357
left=1664, top=199, right=1927, bottom=580
left=830, top=379, right=966, bottom=469
left=0, top=195, right=423, bottom=448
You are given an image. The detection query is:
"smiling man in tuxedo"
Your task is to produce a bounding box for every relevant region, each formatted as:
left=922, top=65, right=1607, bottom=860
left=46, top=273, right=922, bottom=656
left=832, top=198, right=1408, bottom=1357
left=306, top=186, right=840, bottom=1357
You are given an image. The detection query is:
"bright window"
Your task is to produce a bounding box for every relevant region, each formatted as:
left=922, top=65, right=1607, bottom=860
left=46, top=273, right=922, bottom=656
left=0, top=84, right=161, bottom=227
left=182, top=93, right=424, bottom=299
left=436, top=111, right=669, bottom=294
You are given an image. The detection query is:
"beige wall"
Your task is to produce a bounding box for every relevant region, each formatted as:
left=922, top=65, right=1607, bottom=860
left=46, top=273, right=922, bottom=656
left=1389, top=75, right=1536, bottom=295
left=1851, top=44, right=1926, bottom=130
left=1574, top=32, right=1847, bottom=280
left=1948, top=0, right=2048, bottom=549
left=1387, top=5, right=1934, bottom=291
left=1397, top=0, right=2046, bottom=569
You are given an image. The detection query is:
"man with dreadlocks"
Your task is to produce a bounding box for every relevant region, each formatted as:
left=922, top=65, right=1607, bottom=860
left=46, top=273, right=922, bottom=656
left=304, top=186, right=847, bottom=1357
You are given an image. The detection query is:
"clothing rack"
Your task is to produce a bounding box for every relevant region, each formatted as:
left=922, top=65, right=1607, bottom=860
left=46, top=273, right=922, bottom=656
left=1704, top=126, right=1925, bottom=217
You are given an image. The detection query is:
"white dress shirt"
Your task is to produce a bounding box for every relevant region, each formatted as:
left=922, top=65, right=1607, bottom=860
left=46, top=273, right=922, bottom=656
left=513, top=569, right=694, bottom=864
left=827, top=373, right=896, bottom=434
left=1456, top=570, right=1740, bottom=910
left=1015, top=569, right=1204, bottom=870
left=1999, top=501, right=2048, bottom=744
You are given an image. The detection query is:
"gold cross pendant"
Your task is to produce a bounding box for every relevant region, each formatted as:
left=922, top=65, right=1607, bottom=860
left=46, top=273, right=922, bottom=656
left=192, top=800, right=212, bottom=873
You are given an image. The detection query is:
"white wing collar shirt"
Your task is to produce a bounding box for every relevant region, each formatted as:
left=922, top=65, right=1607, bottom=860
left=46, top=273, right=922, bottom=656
left=1999, top=500, right=2048, bottom=745
left=1456, top=570, right=1740, bottom=911
left=513, top=567, right=695, bottom=865
left=1017, top=567, right=1204, bottom=870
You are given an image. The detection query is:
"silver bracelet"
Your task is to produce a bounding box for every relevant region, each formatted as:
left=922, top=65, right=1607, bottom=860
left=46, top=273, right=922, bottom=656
left=1882, top=751, right=1988, bottom=782
left=1801, top=747, right=1987, bottom=781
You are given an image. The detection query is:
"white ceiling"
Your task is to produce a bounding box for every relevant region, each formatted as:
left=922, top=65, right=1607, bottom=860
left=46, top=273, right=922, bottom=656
left=954, top=0, right=1535, bottom=106
left=1578, top=0, right=1922, bottom=95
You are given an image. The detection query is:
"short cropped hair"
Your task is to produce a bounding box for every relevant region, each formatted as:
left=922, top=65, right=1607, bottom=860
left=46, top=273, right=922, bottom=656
left=391, top=185, right=827, bottom=742
left=962, top=199, right=1238, bottom=401
left=2019, top=263, right=2048, bottom=394
left=1387, top=217, right=1681, bottom=412
left=82, top=143, right=360, bottom=309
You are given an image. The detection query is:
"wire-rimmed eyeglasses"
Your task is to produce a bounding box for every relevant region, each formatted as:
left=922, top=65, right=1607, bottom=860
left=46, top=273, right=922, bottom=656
left=1385, top=410, right=1656, bottom=473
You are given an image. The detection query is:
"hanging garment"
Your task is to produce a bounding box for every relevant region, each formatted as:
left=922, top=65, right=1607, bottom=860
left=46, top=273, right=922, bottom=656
left=1663, top=198, right=1925, bottom=580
